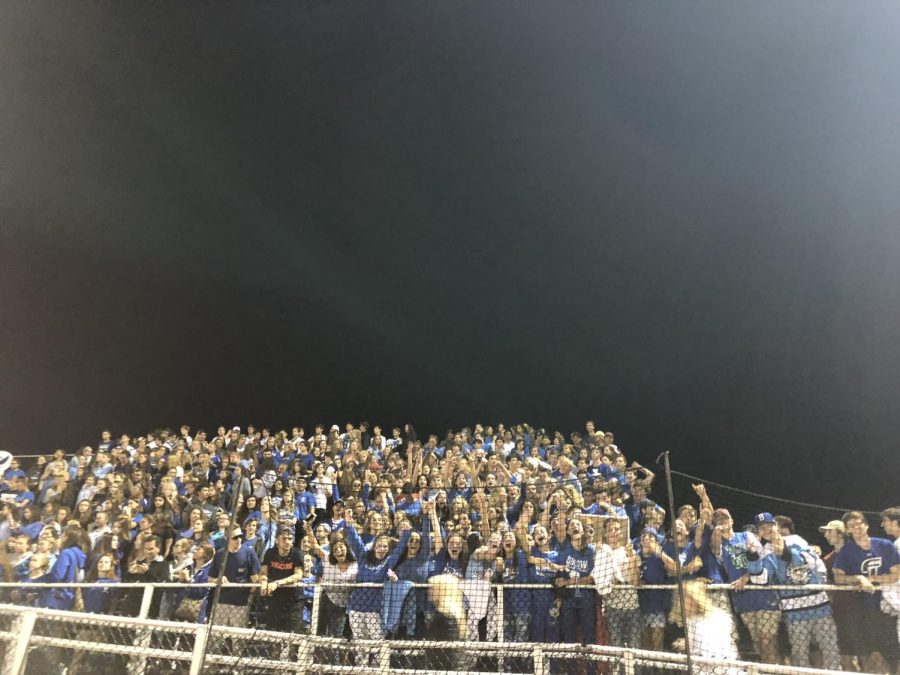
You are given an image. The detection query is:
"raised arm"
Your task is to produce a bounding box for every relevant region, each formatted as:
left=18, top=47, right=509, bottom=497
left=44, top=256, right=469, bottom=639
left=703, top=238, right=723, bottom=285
left=303, top=520, right=328, bottom=560
left=344, top=522, right=366, bottom=562
left=429, top=501, right=444, bottom=555
left=418, top=503, right=434, bottom=563
left=692, top=483, right=714, bottom=514
left=387, top=529, right=412, bottom=568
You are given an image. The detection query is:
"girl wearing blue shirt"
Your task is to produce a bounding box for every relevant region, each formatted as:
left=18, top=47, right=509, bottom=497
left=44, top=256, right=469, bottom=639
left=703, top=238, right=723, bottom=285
left=554, top=518, right=596, bottom=674
left=344, top=521, right=410, bottom=642
left=528, top=524, right=564, bottom=643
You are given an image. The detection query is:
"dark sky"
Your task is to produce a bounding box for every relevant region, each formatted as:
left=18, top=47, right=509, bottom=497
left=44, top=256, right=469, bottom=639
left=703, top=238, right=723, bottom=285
left=2, top=1, right=899, bottom=510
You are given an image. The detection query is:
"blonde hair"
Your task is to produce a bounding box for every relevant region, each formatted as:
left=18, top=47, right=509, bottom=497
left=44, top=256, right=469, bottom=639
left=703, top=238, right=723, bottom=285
left=428, top=574, right=466, bottom=625
left=670, top=579, right=714, bottom=626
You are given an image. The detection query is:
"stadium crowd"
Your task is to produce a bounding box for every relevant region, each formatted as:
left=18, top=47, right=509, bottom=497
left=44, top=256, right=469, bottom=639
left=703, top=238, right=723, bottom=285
left=0, top=420, right=898, bottom=673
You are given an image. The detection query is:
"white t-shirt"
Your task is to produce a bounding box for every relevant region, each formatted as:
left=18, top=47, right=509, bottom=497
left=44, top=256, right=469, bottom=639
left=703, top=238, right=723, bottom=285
left=688, top=607, right=741, bottom=674
left=594, top=544, right=639, bottom=610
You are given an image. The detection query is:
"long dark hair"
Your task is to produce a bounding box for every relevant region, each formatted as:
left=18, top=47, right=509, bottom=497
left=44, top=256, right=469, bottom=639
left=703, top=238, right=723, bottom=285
left=328, top=534, right=356, bottom=565
left=60, top=524, right=90, bottom=553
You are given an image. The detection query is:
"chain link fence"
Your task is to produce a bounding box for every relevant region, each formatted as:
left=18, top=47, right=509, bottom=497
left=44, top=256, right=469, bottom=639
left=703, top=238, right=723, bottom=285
left=0, top=579, right=893, bottom=675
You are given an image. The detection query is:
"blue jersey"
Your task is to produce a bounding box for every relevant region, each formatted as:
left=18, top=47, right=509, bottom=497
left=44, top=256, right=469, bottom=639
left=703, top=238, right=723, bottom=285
left=557, top=541, right=595, bottom=603
left=718, top=531, right=778, bottom=613
left=750, top=544, right=831, bottom=622
left=834, top=537, right=900, bottom=610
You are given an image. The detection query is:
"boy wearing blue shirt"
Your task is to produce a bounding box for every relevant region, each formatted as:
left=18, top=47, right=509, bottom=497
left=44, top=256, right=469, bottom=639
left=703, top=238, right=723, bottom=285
left=711, top=508, right=781, bottom=664
left=834, top=511, right=900, bottom=673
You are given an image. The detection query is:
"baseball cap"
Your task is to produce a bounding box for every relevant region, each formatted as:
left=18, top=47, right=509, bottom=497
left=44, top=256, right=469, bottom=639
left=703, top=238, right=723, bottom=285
left=330, top=425, right=340, bottom=432
left=818, top=520, right=845, bottom=534
left=754, top=512, right=776, bottom=526
left=641, top=527, right=659, bottom=538
left=230, top=526, right=243, bottom=538
left=712, top=508, right=731, bottom=521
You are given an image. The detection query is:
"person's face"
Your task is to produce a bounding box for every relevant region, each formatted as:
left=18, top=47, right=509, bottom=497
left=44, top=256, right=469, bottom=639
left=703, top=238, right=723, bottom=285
left=713, top=513, right=732, bottom=530
left=502, top=531, right=517, bottom=551
left=144, top=541, right=160, bottom=559
left=882, top=517, right=900, bottom=538
left=332, top=540, right=348, bottom=560
left=315, top=526, right=329, bottom=541
left=13, top=537, right=28, bottom=554
left=758, top=522, right=776, bottom=540
left=277, top=531, right=294, bottom=549
left=674, top=519, right=689, bottom=537
left=447, top=535, right=463, bottom=556
left=605, top=520, right=623, bottom=544
left=847, top=517, right=868, bottom=540
left=245, top=521, right=258, bottom=536
left=679, top=508, right=697, bottom=528
left=217, top=514, right=230, bottom=529
left=407, top=533, right=422, bottom=553
left=640, top=533, right=657, bottom=551
left=488, top=534, right=502, bottom=555
left=373, top=536, right=390, bottom=560
left=823, top=528, right=843, bottom=547
left=568, top=519, right=584, bottom=539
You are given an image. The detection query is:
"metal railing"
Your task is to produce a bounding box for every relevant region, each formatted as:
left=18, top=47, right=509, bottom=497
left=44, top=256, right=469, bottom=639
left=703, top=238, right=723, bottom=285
left=0, top=580, right=886, bottom=675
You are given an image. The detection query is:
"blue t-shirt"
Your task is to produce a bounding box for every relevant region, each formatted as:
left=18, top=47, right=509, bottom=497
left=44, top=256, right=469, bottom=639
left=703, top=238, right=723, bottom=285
left=639, top=551, right=672, bottom=615
left=210, top=546, right=261, bottom=605
left=557, top=541, right=595, bottom=604
left=834, top=536, right=900, bottom=610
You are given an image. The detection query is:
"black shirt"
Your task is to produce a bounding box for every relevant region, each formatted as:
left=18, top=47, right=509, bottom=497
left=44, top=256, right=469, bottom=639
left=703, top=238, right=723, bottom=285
left=263, top=546, right=304, bottom=605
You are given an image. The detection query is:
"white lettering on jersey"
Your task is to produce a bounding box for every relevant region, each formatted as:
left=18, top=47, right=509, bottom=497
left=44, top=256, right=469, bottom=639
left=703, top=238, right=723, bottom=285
left=861, top=557, right=883, bottom=576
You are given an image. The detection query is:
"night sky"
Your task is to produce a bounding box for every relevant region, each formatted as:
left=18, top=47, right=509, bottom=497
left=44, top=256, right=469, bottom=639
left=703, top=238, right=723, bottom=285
left=2, top=1, right=899, bottom=510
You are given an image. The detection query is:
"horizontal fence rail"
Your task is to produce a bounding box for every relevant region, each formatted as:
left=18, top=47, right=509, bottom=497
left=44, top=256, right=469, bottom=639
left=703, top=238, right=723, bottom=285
left=0, top=580, right=891, bottom=675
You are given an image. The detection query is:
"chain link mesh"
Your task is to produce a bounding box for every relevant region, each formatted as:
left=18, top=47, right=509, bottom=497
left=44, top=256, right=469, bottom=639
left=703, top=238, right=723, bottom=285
left=1, top=578, right=894, bottom=674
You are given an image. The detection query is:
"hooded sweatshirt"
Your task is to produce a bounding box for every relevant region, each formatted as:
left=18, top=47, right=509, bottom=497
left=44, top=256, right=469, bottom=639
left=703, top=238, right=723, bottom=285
left=41, top=545, right=87, bottom=609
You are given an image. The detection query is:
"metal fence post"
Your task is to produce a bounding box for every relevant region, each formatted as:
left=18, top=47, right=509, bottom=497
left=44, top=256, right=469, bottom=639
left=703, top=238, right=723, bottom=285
left=495, top=585, right=505, bottom=672
left=189, top=622, right=210, bottom=675
left=127, top=585, right=155, bottom=675
left=378, top=640, right=391, bottom=670
left=624, top=648, right=636, bottom=675
left=4, top=608, right=36, bottom=675
left=533, top=644, right=545, bottom=675
left=310, top=584, right=322, bottom=636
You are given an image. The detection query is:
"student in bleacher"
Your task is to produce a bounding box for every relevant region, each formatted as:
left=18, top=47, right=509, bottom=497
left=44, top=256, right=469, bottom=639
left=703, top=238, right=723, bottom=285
left=833, top=510, right=900, bottom=673
left=710, top=508, right=781, bottom=663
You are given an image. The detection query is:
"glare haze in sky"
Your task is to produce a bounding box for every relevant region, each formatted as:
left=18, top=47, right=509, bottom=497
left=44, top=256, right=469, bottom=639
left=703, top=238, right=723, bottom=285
left=2, top=1, right=900, bottom=508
